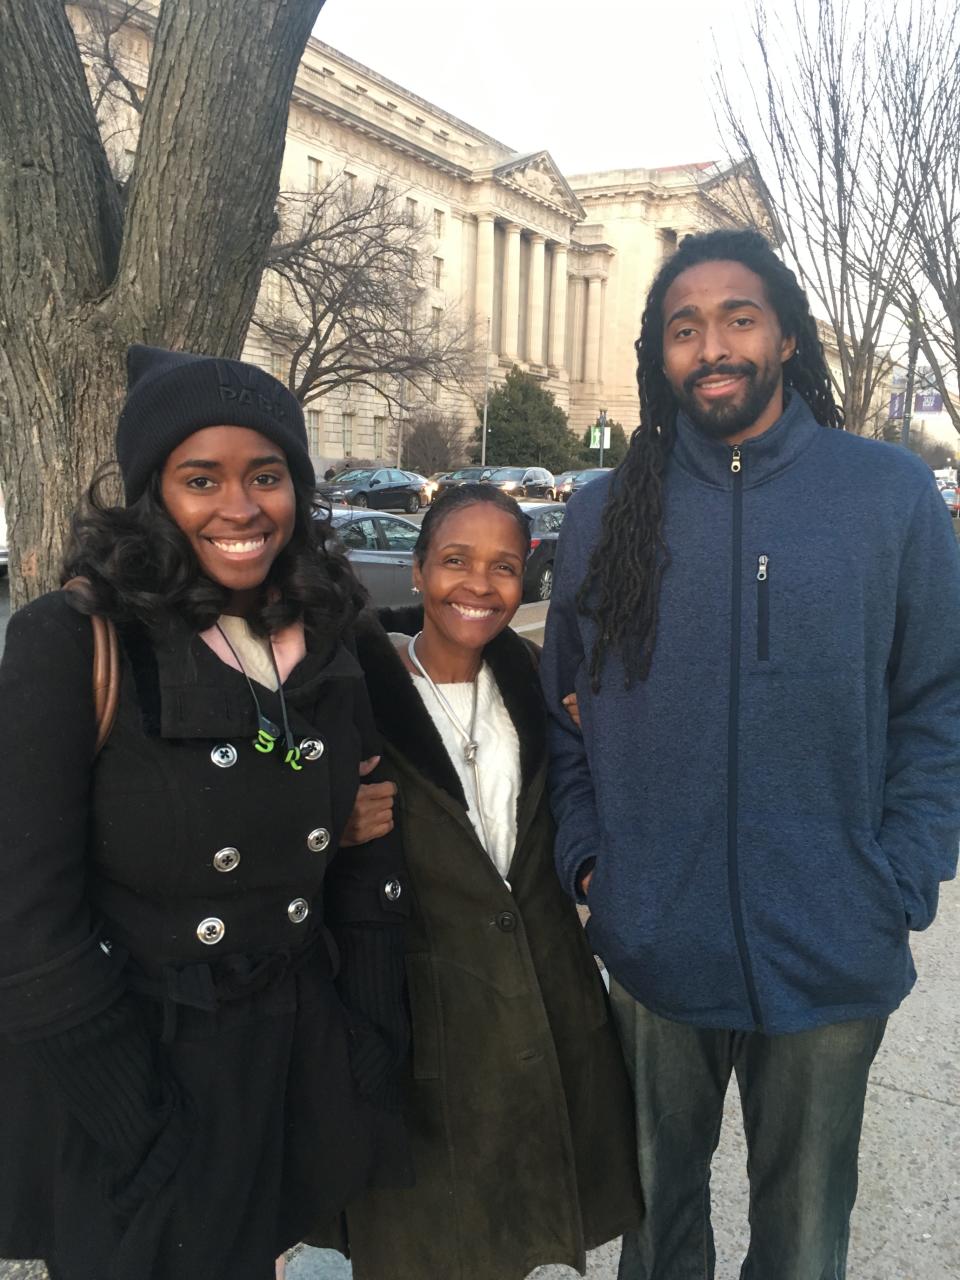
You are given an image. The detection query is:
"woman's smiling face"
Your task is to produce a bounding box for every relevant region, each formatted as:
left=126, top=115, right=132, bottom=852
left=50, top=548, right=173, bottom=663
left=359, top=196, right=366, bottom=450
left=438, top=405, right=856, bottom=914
left=413, top=502, right=526, bottom=658
left=159, top=425, right=296, bottom=610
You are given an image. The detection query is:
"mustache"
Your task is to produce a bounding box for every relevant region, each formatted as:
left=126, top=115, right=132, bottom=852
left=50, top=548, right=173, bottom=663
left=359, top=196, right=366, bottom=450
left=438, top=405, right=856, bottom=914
left=683, top=362, right=756, bottom=394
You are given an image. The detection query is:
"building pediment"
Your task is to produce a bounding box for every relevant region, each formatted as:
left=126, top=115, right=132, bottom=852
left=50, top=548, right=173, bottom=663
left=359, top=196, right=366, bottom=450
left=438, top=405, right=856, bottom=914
left=492, top=151, right=585, bottom=222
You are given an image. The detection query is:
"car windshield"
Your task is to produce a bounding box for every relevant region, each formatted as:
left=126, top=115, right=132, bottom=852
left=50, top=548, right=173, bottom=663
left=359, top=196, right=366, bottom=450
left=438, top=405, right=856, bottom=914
left=576, top=469, right=607, bottom=481
left=487, top=467, right=525, bottom=481
left=331, top=469, right=374, bottom=483
left=452, top=468, right=489, bottom=479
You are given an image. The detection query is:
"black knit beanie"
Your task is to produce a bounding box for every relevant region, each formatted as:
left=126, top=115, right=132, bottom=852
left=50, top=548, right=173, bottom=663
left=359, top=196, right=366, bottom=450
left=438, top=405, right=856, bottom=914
left=116, top=344, right=314, bottom=503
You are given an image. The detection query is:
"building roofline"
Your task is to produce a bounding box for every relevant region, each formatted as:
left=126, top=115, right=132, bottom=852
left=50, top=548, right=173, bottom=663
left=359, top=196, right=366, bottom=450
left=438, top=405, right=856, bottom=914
left=306, top=36, right=515, bottom=154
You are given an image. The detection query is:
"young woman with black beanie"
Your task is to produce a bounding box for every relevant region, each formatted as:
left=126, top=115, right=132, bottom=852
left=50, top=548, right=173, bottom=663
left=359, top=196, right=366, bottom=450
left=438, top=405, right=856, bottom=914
left=0, top=345, right=410, bottom=1280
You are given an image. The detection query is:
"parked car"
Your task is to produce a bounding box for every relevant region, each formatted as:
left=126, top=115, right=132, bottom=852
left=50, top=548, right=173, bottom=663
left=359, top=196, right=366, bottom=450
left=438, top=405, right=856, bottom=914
left=433, top=466, right=494, bottom=498
left=483, top=466, right=556, bottom=500
left=551, top=470, right=580, bottom=499
left=517, top=500, right=566, bottom=601
left=316, top=467, right=426, bottom=512
left=941, top=485, right=960, bottom=518
left=399, top=470, right=434, bottom=507
left=327, top=508, right=420, bottom=607
left=0, top=504, right=6, bottom=578
left=558, top=467, right=613, bottom=501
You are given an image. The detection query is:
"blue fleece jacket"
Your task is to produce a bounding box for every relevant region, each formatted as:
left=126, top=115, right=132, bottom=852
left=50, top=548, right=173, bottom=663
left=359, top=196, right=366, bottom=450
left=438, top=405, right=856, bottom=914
left=541, top=393, right=960, bottom=1034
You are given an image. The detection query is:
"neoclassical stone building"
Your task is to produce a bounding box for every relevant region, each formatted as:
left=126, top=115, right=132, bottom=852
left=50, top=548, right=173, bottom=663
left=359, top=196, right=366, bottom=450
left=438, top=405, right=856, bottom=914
left=74, top=9, right=747, bottom=470
left=270, top=40, right=747, bottom=465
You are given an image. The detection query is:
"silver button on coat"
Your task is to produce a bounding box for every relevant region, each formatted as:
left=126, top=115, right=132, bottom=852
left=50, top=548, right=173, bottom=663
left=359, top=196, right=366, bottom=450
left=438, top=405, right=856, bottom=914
left=383, top=878, right=402, bottom=902
left=210, top=744, right=238, bottom=768
left=287, top=898, right=310, bottom=924
left=306, top=827, right=330, bottom=853
left=197, top=917, right=226, bottom=945
left=213, top=847, right=241, bottom=873
left=298, top=738, right=325, bottom=761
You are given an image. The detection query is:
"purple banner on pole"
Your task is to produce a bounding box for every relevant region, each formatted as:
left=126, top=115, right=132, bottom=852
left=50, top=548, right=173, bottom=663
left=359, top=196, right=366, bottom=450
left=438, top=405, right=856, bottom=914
left=914, top=390, right=943, bottom=414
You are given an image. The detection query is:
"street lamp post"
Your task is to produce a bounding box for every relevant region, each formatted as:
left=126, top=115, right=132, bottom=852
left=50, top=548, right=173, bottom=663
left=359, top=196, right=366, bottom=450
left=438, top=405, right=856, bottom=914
left=480, top=317, right=491, bottom=467
left=900, top=317, right=921, bottom=450
left=598, top=408, right=607, bottom=467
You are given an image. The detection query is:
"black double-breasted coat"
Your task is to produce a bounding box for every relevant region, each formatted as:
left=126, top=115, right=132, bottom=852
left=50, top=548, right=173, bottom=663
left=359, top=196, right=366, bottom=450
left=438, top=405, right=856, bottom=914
left=0, top=591, right=409, bottom=1280
left=317, top=610, right=642, bottom=1279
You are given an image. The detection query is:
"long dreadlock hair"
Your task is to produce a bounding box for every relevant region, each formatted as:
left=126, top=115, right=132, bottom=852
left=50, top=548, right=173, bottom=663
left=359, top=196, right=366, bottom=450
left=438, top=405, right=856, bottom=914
left=578, top=227, right=843, bottom=691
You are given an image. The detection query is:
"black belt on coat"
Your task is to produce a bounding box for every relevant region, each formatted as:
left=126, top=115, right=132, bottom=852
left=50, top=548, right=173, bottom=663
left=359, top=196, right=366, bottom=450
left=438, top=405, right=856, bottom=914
left=125, top=928, right=339, bottom=1042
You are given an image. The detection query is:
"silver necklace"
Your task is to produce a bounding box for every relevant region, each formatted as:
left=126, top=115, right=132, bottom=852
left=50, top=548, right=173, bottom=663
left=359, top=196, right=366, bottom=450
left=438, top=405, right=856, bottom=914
left=407, top=633, right=490, bottom=850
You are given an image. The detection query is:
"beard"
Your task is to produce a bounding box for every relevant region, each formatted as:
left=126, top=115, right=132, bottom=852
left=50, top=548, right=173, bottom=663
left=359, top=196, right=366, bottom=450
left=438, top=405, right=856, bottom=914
left=673, top=360, right=783, bottom=441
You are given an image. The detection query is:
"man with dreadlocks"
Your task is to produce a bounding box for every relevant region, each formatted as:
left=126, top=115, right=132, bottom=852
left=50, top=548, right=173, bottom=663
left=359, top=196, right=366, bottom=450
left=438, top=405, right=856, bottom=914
left=541, top=228, right=960, bottom=1280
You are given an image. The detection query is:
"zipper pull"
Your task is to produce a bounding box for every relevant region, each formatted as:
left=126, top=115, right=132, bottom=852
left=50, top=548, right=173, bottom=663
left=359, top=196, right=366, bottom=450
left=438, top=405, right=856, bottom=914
left=731, top=446, right=742, bottom=474
left=757, top=554, right=768, bottom=582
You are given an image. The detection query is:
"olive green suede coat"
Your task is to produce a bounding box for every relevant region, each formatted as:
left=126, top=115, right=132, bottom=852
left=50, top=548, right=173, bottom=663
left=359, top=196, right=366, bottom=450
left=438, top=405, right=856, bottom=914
left=333, top=610, right=642, bottom=1280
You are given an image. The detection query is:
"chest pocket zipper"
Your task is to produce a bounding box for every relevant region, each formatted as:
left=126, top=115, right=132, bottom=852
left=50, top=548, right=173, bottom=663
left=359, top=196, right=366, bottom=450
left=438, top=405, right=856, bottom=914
left=757, top=555, right=770, bottom=661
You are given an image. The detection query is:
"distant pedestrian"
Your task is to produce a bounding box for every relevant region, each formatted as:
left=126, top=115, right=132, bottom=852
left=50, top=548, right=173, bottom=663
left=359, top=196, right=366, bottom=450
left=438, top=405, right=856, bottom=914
left=542, top=229, right=960, bottom=1279
left=0, top=346, right=410, bottom=1280
left=324, top=466, right=337, bottom=481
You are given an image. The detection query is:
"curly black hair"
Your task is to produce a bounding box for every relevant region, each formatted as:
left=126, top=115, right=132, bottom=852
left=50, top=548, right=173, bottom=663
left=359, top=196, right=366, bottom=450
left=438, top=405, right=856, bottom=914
left=414, top=483, right=531, bottom=565
left=62, top=463, right=366, bottom=643
left=579, top=227, right=843, bottom=690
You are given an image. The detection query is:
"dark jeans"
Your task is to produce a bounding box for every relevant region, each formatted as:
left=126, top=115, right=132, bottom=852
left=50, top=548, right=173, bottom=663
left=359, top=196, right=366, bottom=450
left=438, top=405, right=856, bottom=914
left=610, top=982, right=886, bottom=1280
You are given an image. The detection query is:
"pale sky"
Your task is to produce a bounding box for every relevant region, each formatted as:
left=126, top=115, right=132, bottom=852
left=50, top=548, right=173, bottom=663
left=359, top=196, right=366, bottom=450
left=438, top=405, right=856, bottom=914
left=313, top=0, right=755, bottom=174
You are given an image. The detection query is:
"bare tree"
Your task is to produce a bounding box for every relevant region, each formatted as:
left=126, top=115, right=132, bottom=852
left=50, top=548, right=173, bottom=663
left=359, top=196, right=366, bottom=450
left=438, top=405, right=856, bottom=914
left=0, top=0, right=326, bottom=606
left=252, top=174, right=477, bottom=411
left=715, top=0, right=916, bottom=434
left=880, top=5, right=960, bottom=434
left=402, top=411, right=469, bottom=475
left=71, top=0, right=147, bottom=120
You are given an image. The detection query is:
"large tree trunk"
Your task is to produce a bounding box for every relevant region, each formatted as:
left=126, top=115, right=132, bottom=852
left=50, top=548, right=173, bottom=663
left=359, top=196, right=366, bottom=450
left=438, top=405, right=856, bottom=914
left=0, top=0, right=326, bottom=608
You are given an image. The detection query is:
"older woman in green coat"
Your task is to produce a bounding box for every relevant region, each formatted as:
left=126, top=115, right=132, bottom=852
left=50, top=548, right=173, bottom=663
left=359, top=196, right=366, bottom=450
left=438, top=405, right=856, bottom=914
left=321, top=484, right=642, bottom=1280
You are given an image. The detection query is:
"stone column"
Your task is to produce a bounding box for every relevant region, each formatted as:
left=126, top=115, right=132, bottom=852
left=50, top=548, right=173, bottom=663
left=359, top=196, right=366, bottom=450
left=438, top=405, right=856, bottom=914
left=526, top=234, right=546, bottom=365
left=548, top=244, right=568, bottom=369
left=584, top=275, right=603, bottom=384
left=502, top=222, right=522, bottom=361
left=475, top=213, right=496, bottom=351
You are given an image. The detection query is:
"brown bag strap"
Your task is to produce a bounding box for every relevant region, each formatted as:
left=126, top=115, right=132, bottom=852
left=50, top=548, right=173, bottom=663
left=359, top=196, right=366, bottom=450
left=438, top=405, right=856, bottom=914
left=63, top=576, right=120, bottom=754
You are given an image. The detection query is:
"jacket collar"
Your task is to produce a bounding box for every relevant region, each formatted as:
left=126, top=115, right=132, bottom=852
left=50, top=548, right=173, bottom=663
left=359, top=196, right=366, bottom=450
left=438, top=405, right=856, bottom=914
left=671, top=390, right=822, bottom=490
left=355, top=607, right=545, bottom=806
left=123, top=613, right=363, bottom=740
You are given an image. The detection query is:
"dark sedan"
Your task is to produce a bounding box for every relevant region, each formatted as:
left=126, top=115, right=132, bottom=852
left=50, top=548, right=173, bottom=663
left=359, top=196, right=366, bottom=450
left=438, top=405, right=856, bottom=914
left=483, top=466, right=556, bottom=500
left=517, top=500, right=566, bottom=601
left=433, top=466, right=494, bottom=498
left=557, top=467, right=613, bottom=501
left=327, top=508, right=420, bottom=608
left=316, top=467, right=426, bottom=513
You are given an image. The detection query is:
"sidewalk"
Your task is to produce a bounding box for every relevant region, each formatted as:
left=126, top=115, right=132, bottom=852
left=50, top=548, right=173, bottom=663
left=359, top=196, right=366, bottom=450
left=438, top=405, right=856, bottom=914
left=288, top=878, right=960, bottom=1279
left=3, top=880, right=957, bottom=1280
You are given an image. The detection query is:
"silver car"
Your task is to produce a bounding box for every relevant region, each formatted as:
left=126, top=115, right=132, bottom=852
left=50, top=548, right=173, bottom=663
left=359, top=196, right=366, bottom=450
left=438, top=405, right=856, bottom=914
left=328, top=508, right=420, bottom=608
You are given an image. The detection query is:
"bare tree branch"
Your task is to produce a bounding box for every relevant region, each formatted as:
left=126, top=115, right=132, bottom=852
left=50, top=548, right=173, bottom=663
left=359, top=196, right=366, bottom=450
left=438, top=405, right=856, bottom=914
left=715, top=0, right=913, bottom=435
left=252, top=174, right=478, bottom=410
left=881, top=2, right=960, bottom=433
left=72, top=0, right=149, bottom=117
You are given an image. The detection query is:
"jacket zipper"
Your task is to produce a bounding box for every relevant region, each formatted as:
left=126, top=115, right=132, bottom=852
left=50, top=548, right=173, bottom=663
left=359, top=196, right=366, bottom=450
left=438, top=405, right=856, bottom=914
left=728, top=447, right=763, bottom=1028
left=757, top=555, right=770, bottom=661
